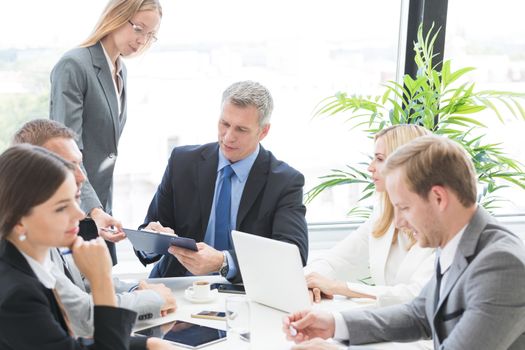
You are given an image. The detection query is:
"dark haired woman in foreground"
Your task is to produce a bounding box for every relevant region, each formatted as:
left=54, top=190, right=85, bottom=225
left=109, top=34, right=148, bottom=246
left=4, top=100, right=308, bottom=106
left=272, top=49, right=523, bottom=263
left=0, top=144, right=135, bottom=349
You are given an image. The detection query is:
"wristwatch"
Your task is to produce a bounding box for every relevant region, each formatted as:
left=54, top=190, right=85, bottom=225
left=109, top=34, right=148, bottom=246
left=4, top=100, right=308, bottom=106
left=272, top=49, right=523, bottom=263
left=219, top=251, right=229, bottom=277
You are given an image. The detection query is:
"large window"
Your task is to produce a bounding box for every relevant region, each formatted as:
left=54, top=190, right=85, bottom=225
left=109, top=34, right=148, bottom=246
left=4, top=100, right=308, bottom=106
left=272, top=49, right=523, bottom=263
left=445, top=0, right=525, bottom=214
left=1, top=0, right=403, bottom=225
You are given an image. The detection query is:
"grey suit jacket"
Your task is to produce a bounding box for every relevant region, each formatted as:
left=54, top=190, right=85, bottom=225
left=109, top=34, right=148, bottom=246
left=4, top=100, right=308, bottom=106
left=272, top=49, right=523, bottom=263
left=49, top=249, right=163, bottom=338
left=342, top=207, right=525, bottom=350
left=50, top=41, right=127, bottom=215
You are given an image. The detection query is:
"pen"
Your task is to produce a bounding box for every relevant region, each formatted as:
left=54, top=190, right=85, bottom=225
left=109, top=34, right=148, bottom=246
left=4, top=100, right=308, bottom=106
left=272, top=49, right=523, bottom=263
left=289, top=325, right=297, bottom=337
left=100, top=227, right=118, bottom=234
left=61, top=249, right=72, bottom=255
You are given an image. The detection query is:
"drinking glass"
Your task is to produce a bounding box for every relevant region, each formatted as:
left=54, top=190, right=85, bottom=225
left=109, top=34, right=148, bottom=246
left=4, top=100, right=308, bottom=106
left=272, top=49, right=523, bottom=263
left=225, top=295, right=250, bottom=345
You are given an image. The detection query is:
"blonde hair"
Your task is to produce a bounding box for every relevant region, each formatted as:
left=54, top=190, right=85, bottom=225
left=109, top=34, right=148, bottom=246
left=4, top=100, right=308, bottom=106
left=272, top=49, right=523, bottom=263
left=384, top=135, right=477, bottom=206
left=371, top=125, right=431, bottom=246
left=81, top=0, right=162, bottom=54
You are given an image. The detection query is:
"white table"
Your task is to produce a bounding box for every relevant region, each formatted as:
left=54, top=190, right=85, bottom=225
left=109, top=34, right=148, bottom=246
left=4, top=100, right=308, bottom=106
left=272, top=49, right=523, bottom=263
left=134, top=276, right=430, bottom=350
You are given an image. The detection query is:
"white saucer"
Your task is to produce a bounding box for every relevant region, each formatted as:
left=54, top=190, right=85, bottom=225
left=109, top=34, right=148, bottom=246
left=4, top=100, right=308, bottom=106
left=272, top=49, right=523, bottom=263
left=184, top=288, right=219, bottom=303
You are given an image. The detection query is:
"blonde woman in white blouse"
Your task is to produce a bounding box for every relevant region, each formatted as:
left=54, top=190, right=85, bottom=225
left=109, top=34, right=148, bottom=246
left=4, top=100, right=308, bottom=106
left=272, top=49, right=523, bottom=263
left=305, top=124, right=436, bottom=307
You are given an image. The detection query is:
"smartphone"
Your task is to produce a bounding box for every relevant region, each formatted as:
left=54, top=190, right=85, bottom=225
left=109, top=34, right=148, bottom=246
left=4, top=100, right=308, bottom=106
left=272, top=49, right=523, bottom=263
left=210, top=283, right=246, bottom=294
left=190, top=310, right=227, bottom=321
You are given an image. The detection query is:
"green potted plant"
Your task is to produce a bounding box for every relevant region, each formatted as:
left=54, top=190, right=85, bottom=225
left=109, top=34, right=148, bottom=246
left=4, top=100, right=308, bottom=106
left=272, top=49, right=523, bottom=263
left=306, top=25, right=525, bottom=217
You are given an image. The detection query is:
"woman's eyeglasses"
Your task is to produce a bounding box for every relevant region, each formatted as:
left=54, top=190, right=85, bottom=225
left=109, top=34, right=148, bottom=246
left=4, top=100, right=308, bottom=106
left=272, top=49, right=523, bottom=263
left=128, top=20, right=158, bottom=43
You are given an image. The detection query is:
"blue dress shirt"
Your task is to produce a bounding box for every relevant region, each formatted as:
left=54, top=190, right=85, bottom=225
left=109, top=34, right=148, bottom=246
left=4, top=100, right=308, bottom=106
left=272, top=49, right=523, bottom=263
left=203, top=145, right=260, bottom=278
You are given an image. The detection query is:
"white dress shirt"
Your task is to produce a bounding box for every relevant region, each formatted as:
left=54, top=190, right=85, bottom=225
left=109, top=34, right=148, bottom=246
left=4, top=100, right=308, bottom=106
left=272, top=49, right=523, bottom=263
left=19, top=250, right=56, bottom=289
left=437, top=225, right=467, bottom=297
left=101, top=42, right=123, bottom=115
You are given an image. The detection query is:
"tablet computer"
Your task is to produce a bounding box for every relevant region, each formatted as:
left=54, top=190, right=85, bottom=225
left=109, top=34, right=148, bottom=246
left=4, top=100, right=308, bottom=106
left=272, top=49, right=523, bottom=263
left=134, top=320, right=227, bottom=349
left=124, top=228, right=198, bottom=254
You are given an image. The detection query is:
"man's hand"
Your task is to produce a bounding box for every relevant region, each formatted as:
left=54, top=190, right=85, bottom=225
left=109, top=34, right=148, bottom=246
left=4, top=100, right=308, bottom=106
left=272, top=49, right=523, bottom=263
left=291, top=338, right=343, bottom=350
left=90, top=207, right=126, bottom=242
left=282, top=310, right=335, bottom=343
left=305, top=272, right=345, bottom=303
left=144, top=221, right=176, bottom=235
left=137, top=281, right=177, bottom=317
left=168, top=242, right=223, bottom=275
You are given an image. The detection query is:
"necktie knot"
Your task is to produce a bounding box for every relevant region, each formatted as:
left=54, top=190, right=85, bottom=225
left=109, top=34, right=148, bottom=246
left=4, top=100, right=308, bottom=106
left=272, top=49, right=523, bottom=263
left=222, top=165, right=234, bottom=179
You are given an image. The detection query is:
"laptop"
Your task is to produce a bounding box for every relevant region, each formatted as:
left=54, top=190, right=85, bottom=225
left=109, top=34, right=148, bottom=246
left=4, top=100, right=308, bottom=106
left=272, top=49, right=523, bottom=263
left=231, top=230, right=310, bottom=313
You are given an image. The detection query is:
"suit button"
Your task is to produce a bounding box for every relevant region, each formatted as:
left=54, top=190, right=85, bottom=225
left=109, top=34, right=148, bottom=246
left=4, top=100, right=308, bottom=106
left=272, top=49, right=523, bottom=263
left=108, top=153, right=115, bottom=159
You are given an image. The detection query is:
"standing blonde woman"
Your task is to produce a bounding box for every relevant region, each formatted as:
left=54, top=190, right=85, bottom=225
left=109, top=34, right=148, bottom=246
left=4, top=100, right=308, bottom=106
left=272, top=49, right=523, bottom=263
left=305, top=125, right=435, bottom=307
left=50, top=0, right=162, bottom=263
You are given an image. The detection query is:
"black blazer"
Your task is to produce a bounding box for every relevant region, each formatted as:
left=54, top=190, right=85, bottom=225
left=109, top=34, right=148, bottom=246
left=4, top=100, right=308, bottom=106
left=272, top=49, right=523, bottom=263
left=0, top=239, right=137, bottom=350
left=137, top=143, right=309, bottom=282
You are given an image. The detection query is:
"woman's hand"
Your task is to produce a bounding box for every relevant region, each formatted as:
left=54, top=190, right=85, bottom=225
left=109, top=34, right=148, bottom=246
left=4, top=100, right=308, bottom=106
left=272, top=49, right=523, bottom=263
left=71, top=236, right=116, bottom=306
left=71, top=236, right=112, bottom=281
left=90, top=208, right=126, bottom=242
left=305, top=272, right=347, bottom=303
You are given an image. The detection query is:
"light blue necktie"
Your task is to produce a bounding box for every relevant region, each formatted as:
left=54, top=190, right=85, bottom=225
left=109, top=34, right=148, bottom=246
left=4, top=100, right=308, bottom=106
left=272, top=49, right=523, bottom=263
left=215, top=165, right=234, bottom=250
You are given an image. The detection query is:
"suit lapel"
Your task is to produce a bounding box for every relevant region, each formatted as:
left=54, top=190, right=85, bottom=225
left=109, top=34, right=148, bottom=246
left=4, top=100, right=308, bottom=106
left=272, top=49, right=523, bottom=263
left=237, top=146, right=270, bottom=227
left=89, top=42, right=120, bottom=149
left=434, top=207, right=488, bottom=314
left=198, top=144, right=220, bottom=235
left=1, top=240, right=70, bottom=334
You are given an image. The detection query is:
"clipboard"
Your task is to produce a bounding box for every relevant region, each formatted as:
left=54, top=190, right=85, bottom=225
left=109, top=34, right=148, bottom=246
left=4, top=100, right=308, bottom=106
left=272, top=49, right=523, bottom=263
left=124, top=228, right=198, bottom=254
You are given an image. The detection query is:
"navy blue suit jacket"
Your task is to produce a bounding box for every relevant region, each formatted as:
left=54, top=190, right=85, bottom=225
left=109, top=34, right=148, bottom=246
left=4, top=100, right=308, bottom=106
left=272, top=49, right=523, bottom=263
left=137, top=142, right=308, bottom=283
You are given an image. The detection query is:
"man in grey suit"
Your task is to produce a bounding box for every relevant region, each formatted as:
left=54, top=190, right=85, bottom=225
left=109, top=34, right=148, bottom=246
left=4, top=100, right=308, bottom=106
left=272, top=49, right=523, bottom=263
left=283, top=135, right=525, bottom=350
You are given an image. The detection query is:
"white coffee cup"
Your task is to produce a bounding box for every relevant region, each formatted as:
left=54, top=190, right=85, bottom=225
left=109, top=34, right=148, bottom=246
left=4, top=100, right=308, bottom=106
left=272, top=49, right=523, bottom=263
left=187, top=280, right=211, bottom=299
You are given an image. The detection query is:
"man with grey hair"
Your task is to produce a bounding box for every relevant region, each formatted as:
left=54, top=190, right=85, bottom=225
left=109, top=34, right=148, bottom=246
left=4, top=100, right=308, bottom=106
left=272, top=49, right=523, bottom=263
left=137, top=81, right=308, bottom=282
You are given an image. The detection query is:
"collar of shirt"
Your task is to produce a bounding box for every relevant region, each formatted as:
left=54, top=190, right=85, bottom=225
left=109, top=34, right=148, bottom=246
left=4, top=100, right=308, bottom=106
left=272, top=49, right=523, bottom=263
left=217, top=144, right=260, bottom=181
left=438, top=224, right=468, bottom=275
left=20, top=250, right=57, bottom=289
left=100, top=42, right=122, bottom=78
